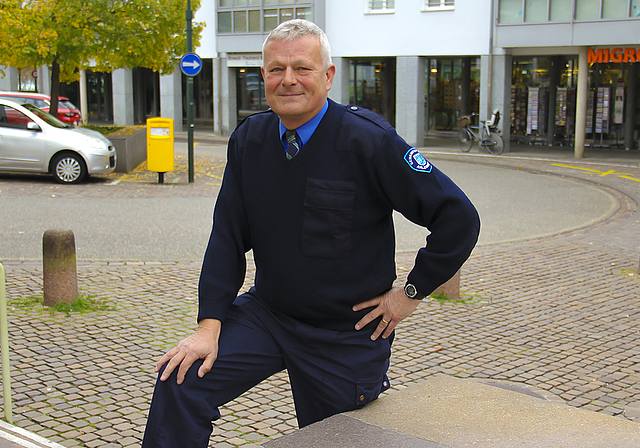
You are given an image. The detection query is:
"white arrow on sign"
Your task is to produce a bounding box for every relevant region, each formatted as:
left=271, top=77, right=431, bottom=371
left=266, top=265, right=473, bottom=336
left=182, top=60, right=200, bottom=69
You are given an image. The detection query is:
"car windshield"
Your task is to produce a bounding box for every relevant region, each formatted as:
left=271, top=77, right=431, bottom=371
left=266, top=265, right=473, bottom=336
left=60, top=100, right=78, bottom=110
left=21, top=103, right=72, bottom=128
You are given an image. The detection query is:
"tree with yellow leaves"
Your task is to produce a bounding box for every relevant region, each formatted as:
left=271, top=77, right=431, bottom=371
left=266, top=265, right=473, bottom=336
left=0, top=0, right=203, bottom=117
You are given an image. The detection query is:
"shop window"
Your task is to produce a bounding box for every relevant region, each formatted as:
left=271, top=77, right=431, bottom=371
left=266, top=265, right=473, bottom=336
left=633, top=0, right=640, bottom=16
left=349, top=59, right=396, bottom=126
left=237, top=68, right=268, bottom=122
left=511, top=56, right=580, bottom=145
left=424, top=57, right=480, bottom=132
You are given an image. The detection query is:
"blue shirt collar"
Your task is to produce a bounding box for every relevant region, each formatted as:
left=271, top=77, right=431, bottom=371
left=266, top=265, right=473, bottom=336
left=279, top=100, right=329, bottom=148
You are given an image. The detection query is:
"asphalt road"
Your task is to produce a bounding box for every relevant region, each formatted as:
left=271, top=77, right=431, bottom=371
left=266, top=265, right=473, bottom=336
left=0, top=141, right=617, bottom=263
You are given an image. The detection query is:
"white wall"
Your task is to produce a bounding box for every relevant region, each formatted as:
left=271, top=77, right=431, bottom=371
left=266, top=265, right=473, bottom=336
left=195, top=0, right=217, bottom=58
left=325, top=0, right=491, bottom=57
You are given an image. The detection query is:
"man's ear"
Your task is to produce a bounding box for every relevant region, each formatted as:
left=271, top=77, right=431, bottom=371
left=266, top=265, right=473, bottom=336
left=325, top=64, right=336, bottom=91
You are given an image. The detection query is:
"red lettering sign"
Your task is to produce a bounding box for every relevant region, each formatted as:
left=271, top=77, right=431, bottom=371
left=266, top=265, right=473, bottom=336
left=588, top=47, right=640, bottom=63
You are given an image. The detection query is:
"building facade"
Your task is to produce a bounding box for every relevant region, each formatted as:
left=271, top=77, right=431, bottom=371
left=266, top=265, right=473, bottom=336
left=2, top=0, right=638, bottom=154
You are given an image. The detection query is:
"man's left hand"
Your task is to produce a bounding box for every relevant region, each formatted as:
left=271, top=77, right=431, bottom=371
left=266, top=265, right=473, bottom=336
left=353, top=286, right=421, bottom=341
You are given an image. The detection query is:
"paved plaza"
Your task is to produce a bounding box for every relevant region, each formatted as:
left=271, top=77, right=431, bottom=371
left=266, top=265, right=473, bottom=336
left=1, top=138, right=640, bottom=447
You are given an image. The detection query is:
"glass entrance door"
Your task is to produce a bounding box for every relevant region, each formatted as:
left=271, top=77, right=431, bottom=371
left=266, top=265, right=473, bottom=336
left=349, top=58, right=396, bottom=126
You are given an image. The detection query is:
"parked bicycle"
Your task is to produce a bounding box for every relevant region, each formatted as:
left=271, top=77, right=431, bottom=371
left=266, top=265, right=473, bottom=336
left=457, top=109, right=504, bottom=155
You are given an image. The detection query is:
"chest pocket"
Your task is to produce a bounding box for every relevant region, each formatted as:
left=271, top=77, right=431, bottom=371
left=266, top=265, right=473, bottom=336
left=302, top=179, right=356, bottom=259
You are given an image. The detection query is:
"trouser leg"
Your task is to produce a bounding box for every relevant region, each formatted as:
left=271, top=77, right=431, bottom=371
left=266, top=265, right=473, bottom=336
left=278, top=320, right=393, bottom=428
left=141, top=297, right=285, bottom=448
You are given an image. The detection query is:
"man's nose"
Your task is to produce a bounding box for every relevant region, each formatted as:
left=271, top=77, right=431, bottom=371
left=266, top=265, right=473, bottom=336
left=282, top=66, right=297, bottom=85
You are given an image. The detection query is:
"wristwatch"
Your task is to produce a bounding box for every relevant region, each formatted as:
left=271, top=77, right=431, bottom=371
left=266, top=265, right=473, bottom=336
left=404, top=283, right=426, bottom=300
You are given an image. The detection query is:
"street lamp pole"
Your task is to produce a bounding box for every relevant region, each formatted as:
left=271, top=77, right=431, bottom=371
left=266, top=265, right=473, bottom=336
left=186, top=0, right=195, bottom=183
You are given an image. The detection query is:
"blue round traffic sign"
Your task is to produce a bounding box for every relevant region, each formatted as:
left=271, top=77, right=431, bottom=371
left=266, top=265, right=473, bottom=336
left=180, top=53, right=202, bottom=77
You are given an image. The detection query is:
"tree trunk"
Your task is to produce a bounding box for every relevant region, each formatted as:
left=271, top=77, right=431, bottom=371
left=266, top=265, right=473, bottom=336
left=49, top=58, right=60, bottom=119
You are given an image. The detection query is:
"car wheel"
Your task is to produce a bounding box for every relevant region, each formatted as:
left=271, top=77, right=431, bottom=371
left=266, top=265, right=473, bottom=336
left=52, top=153, right=87, bottom=184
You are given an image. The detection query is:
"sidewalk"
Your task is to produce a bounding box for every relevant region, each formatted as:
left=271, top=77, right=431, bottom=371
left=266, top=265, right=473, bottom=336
left=1, top=135, right=639, bottom=447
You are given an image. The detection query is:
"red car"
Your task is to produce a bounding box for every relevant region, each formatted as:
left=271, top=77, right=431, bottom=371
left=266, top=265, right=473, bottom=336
left=0, top=91, right=82, bottom=125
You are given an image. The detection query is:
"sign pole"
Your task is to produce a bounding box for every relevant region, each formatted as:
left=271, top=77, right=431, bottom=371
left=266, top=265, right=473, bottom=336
left=186, top=0, right=194, bottom=183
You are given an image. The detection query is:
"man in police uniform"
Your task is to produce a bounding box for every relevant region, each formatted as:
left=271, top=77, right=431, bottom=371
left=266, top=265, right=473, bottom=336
left=142, top=19, right=479, bottom=447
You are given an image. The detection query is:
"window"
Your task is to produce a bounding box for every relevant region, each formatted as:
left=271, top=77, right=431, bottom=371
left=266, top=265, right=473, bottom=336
left=218, top=11, right=232, bottom=33
left=264, top=9, right=278, bottom=31
left=368, top=0, right=394, bottom=13
left=499, top=0, right=524, bottom=22
left=499, top=0, right=639, bottom=22
left=550, top=0, right=572, bottom=20
left=219, top=1, right=313, bottom=34
left=0, top=105, right=34, bottom=130
left=525, top=0, right=548, bottom=21
left=602, top=0, right=631, bottom=18
left=575, top=0, right=601, bottom=19
left=248, top=9, right=261, bottom=32
left=424, top=0, right=455, bottom=9
left=234, top=10, right=247, bottom=32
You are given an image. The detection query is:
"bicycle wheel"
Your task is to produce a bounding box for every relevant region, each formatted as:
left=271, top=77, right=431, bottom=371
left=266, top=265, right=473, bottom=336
left=483, top=132, right=505, bottom=155
left=457, top=128, right=473, bottom=152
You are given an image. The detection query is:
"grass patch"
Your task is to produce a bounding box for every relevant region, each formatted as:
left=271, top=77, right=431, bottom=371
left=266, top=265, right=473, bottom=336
left=8, top=293, right=115, bottom=316
left=429, top=291, right=488, bottom=306
left=620, top=268, right=639, bottom=279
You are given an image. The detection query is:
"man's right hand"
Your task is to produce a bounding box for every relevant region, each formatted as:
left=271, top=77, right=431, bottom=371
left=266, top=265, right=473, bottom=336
left=156, top=318, right=222, bottom=385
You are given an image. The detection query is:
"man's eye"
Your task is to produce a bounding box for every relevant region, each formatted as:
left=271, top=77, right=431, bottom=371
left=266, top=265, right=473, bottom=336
left=270, top=68, right=282, bottom=73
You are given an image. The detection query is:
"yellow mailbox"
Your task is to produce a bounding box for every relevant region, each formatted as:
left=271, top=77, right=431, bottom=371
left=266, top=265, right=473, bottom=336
left=147, top=117, right=174, bottom=182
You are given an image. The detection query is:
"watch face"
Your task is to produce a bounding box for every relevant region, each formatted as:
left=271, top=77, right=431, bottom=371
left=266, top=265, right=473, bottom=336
left=405, top=284, right=417, bottom=298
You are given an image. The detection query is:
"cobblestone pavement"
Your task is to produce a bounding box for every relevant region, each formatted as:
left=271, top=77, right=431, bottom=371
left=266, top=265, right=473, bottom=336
left=1, top=145, right=640, bottom=447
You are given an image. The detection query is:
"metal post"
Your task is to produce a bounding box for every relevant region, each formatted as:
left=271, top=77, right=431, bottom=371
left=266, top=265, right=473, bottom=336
left=186, top=0, right=195, bottom=183
left=0, top=264, right=13, bottom=424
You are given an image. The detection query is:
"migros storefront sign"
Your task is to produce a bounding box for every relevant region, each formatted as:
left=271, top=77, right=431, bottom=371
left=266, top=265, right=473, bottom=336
left=588, top=47, right=640, bottom=64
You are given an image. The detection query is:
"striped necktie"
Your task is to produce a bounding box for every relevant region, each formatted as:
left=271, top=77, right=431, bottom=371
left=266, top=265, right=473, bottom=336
left=285, top=129, right=301, bottom=160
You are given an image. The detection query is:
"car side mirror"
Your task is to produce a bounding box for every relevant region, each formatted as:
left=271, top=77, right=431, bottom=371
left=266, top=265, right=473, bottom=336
left=27, top=121, right=41, bottom=131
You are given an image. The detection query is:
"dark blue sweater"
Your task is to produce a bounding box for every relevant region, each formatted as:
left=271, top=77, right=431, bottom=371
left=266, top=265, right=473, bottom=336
left=198, top=100, right=480, bottom=331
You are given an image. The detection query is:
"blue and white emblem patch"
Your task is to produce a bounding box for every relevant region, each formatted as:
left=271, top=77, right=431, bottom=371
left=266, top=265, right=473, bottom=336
left=404, top=148, right=432, bottom=173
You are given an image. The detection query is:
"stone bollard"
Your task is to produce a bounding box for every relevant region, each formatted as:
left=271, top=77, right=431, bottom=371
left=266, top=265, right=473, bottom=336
left=43, top=229, right=78, bottom=307
left=433, top=269, right=461, bottom=301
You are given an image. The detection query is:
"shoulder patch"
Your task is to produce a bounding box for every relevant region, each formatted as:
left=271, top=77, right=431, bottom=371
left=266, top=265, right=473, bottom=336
left=404, top=148, right=432, bottom=173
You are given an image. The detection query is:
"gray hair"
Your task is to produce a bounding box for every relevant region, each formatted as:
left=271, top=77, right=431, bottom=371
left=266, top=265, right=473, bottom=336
left=262, top=19, right=332, bottom=70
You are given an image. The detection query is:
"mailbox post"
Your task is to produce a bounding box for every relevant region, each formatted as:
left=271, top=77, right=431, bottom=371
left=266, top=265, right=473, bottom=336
left=147, top=117, right=175, bottom=184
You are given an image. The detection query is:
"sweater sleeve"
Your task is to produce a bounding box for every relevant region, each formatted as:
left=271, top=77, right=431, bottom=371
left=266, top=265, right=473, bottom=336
left=197, top=132, right=252, bottom=323
left=373, top=128, right=480, bottom=296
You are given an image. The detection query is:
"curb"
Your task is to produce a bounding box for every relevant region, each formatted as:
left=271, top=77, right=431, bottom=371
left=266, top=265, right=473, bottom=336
left=0, top=420, right=65, bottom=448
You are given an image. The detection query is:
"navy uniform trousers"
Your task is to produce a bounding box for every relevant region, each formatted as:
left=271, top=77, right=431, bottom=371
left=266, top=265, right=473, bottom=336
left=142, top=291, right=392, bottom=448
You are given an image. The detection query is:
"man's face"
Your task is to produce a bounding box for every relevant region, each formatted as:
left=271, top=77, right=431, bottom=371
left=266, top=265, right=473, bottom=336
left=262, top=35, right=335, bottom=129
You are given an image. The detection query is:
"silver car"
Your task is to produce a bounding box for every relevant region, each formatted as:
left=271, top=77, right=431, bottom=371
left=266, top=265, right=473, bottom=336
left=0, top=98, right=116, bottom=183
